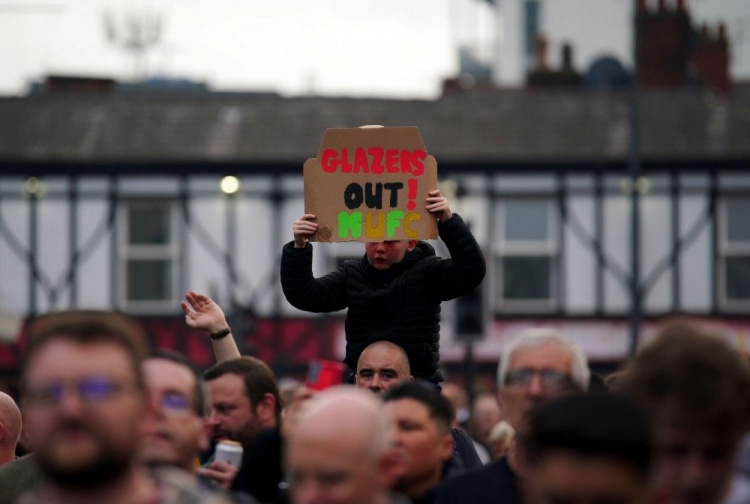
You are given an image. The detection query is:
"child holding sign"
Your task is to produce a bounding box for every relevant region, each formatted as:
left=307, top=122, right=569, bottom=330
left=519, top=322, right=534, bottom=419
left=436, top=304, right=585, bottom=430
left=280, top=189, right=486, bottom=385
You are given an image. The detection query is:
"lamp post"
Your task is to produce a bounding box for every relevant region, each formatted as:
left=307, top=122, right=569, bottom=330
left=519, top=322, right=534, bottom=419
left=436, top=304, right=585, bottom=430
left=627, top=1, right=643, bottom=358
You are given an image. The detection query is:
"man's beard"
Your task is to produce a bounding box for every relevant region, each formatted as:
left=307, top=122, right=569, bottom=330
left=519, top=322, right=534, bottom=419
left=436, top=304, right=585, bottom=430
left=36, top=419, right=136, bottom=490
left=213, top=416, right=262, bottom=449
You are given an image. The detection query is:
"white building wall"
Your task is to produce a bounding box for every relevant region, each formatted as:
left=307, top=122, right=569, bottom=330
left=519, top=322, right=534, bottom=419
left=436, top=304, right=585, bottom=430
left=236, top=180, right=277, bottom=316
left=640, top=189, right=673, bottom=312
left=186, top=188, right=226, bottom=308
left=0, top=195, right=30, bottom=315
left=75, top=196, right=112, bottom=311
left=36, top=195, right=70, bottom=313
left=564, top=195, right=597, bottom=313
left=0, top=171, right=738, bottom=323
left=603, top=192, right=631, bottom=312
left=678, top=192, right=713, bottom=312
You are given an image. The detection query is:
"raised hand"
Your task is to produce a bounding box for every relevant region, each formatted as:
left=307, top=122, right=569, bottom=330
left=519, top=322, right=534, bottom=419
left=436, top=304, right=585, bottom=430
left=426, top=189, right=453, bottom=223
left=181, top=290, right=229, bottom=335
left=293, top=214, right=318, bottom=248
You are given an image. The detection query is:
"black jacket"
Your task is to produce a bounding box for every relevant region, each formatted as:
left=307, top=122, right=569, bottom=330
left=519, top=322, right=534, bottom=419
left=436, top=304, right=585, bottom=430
left=431, top=456, right=520, bottom=504
left=280, top=214, right=486, bottom=382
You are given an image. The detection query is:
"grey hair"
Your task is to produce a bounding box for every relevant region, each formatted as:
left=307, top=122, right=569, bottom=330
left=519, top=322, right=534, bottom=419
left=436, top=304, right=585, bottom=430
left=496, top=328, right=590, bottom=392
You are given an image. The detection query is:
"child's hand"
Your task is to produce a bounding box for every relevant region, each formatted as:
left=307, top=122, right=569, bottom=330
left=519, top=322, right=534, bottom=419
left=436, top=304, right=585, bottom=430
left=426, top=190, right=453, bottom=223
left=293, top=214, right=318, bottom=248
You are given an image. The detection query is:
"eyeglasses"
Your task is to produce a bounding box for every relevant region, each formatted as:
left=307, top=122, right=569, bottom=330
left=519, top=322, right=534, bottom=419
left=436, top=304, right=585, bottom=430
left=153, top=391, right=194, bottom=416
left=504, top=369, right=572, bottom=390
left=24, top=376, right=140, bottom=407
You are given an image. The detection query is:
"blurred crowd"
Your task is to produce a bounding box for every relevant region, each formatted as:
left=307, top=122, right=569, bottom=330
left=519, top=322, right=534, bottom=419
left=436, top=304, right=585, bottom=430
left=0, top=197, right=749, bottom=504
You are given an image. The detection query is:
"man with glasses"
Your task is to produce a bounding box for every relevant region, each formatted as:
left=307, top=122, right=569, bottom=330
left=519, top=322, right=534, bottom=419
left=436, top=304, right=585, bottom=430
left=431, top=328, right=589, bottom=504
left=15, top=311, right=234, bottom=504
left=141, top=351, right=210, bottom=473
left=141, top=351, right=252, bottom=497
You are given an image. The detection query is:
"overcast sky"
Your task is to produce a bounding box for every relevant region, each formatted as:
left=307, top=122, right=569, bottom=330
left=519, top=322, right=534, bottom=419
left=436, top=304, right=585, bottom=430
left=0, top=0, right=747, bottom=99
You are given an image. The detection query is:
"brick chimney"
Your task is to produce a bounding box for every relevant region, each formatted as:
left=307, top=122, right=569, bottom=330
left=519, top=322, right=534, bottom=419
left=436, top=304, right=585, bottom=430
left=691, top=22, right=731, bottom=94
left=637, top=0, right=692, bottom=88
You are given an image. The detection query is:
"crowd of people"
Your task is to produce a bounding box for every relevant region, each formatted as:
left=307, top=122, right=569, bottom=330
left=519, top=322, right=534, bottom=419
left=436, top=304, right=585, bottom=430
left=0, top=192, right=748, bottom=504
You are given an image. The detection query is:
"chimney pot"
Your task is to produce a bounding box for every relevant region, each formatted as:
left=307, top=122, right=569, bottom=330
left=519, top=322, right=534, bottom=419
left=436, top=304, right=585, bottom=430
left=561, top=43, right=574, bottom=71
left=535, top=34, right=549, bottom=71
left=700, top=23, right=709, bottom=39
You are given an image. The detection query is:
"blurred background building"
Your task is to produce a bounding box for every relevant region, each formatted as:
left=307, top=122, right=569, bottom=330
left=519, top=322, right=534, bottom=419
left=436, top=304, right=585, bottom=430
left=0, top=0, right=749, bottom=389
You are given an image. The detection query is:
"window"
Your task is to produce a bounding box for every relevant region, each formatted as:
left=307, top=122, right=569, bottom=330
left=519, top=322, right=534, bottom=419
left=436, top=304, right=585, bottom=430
left=494, top=199, right=558, bottom=311
left=119, top=200, right=182, bottom=312
left=719, top=197, right=750, bottom=309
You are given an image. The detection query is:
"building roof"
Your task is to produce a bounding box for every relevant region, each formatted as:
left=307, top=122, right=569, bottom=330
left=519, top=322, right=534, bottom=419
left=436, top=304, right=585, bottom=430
left=0, top=89, right=748, bottom=167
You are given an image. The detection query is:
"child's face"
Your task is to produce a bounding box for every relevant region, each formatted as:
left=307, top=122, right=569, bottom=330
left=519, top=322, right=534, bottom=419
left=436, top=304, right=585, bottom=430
left=365, top=240, right=417, bottom=270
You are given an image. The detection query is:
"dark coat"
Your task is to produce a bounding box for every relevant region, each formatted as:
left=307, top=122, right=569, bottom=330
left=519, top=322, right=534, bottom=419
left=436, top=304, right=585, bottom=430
left=280, top=214, right=486, bottom=382
left=431, top=456, right=520, bottom=504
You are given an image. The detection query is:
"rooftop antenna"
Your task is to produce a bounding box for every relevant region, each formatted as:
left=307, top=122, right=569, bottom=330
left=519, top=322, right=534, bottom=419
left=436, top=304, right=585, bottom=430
left=104, top=8, right=162, bottom=80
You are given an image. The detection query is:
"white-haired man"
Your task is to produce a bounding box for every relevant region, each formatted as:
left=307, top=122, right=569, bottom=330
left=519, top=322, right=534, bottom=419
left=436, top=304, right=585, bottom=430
left=431, top=328, right=590, bottom=504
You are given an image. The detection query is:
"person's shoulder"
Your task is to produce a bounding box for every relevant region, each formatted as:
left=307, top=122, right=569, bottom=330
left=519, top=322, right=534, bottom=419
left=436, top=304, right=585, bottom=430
left=405, top=241, right=436, bottom=263
left=449, top=428, right=483, bottom=470
left=0, top=453, right=43, bottom=503
left=0, top=453, right=38, bottom=477
left=433, top=457, right=518, bottom=504
left=450, top=426, right=473, bottom=445
left=437, top=457, right=510, bottom=490
left=390, top=491, right=415, bottom=504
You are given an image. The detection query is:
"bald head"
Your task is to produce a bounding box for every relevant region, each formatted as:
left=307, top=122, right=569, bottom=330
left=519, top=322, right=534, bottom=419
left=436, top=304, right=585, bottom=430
left=286, top=387, right=397, bottom=504
left=294, top=387, right=391, bottom=460
left=355, top=340, right=414, bottom=397
left=0, top=392, right=21, bottom=465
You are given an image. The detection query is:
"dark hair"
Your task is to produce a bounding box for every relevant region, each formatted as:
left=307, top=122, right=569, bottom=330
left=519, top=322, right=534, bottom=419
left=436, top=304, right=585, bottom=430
left=149, top=349, right=206, bottom=416
left=526, top=393, right=651, bottom=478
left=622, top=321, right=750, bottom=432
left=383, top=381, right=453, bottom=434
left=21, top=311, right=148, bottom=390
left=203, top=356, right=282, bottom=424
left=587, top=373, right=608, bottom=394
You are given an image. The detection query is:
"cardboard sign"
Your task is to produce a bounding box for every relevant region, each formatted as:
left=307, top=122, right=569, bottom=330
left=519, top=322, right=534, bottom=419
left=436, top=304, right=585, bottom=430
left=304, top=126, right=439, bottom=242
